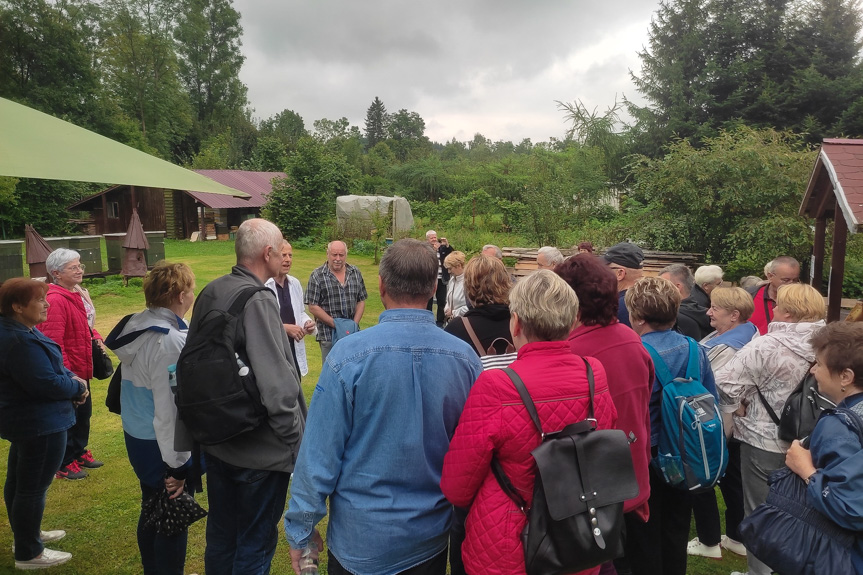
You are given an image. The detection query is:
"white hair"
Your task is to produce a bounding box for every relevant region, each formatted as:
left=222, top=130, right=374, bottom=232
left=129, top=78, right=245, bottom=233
left=694, top=265, right=723, bottom=286
left=235, top=219, right=283, bottom=264
left=327, top=240, right=348, bottom=254
left=482, top=244, right=503, bottom=259
left=45, top=248, right=80, bottom=280
left=425, top=230, right=437, bottom=239
left=537, top=246, right=564, bottom=266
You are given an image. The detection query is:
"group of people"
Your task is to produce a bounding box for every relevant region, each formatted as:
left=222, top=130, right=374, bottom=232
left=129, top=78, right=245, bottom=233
left=2, top=221, right=863, bottom=575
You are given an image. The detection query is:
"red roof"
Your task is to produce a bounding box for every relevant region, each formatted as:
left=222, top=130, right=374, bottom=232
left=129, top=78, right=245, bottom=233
left=800, top=139, right=863, bottom=233
left=187, top=170, right=286, bottom=209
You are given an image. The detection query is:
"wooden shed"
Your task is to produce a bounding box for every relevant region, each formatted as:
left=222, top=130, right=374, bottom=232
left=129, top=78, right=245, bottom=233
left=68, top=170, right=284, bottom=239
left=799, top=138, right=863, bottom=322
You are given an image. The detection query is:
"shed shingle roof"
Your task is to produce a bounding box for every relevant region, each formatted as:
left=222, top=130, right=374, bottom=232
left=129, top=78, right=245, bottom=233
left=187, top=170, right=285, bottom=209
left=800, top=139, right=863, bottom=233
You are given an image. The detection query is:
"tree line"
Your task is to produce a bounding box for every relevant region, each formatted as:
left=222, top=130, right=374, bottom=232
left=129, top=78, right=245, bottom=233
left=1, top=0, right=862, bottom=280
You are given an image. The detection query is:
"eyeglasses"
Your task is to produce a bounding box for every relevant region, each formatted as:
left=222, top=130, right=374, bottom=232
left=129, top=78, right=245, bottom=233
left=63, top=264, right=86, bottom=272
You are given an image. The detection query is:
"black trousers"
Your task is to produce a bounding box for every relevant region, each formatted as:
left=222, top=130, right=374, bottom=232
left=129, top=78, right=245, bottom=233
left=692, top=439, right=744, bottom=544
left=63, top=389, right=92, bottom=466
left=328, top=547, right=447, bottom=575
left=426, top=278, right=447, bottom=325
left=617, top=465, right=692, bottom=575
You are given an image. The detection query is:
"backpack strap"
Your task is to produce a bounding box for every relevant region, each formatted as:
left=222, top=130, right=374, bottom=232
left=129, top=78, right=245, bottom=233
left=228, top=286, right=272, bottom=317
left=503, top=367, right=544, bottom=436
left=755, top=384, right=782, bottom=426
left=762, top=286, right=772, bottom=327
left=460, top=317, right=486, bottom=357
left=643, top=338, right=699, bottom=388
left=684, top=337, right=700, bottom=381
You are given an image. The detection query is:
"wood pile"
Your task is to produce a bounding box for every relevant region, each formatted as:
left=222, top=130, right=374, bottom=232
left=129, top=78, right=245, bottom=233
left=501, top=247, right=704, bottom=278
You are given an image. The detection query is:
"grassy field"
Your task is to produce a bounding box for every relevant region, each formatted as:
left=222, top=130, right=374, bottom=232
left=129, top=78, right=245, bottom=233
left=0, top=239, right=746, bottom=575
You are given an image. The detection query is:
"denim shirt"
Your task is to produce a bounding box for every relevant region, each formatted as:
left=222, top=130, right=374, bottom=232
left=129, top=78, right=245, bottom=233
left=284, top=308, right=482, bottom=575
left=642, top=329, right=717, bottom=447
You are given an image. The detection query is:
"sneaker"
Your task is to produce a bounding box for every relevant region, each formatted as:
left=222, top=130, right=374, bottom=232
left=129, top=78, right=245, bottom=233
left=14, top=548, right=72, bottom=570
left=730, top=572, right=748, bottom=575
left=55, top=461, right=87, bottom=480
left=687, top=536, right=722, bottom=559
left=12, top=530, right=66, bottom=553
left=721, top=534, right=747, bottom=556
left=76, top=450, right=103, bottom=469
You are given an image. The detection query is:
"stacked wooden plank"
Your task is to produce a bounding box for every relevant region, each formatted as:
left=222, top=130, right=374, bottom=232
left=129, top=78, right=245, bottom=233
left=501, top=246, right=704, bottom=278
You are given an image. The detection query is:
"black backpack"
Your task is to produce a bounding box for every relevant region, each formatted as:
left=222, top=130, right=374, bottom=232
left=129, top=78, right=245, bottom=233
left=175, top=286, right=270, bottom=445
left=777, top=370, right=836, bottom=442
left=491, top=362, right=639, bottom=575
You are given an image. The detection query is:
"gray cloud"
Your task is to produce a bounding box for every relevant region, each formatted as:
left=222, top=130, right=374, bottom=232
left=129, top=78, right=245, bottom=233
left=234, top=0, right=660, bottom=143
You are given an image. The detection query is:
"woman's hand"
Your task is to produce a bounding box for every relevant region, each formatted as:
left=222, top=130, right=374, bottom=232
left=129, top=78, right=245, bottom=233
left=165, top=476, right=186, bottom=499
left=786, top=439, right=817, bottom=480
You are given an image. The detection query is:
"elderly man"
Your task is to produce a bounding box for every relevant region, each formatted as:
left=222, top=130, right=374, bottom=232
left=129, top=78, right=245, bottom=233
left=659, top=263, right=712, bottom=340
left=179, top=218, right=306, bottom=575
left=265, top=240, right=316, bottom=378
left=536, top=246, right=564, bottom=270
left=694, top=265, right=724, bottom=301
left=284, top=239, right=482, bottom=575
left=481, top=244, right=503, bottom=260
left=602, top=242, right=644, bottom=328
left=747, top=256, right=801, bottom=334
left=425, top=230, right=453, bottom=327
left=305, top=241, right=367, bottom=363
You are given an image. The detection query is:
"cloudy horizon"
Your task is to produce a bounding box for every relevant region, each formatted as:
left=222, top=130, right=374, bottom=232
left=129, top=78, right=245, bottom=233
left=233, top=0, right=662, bottom=144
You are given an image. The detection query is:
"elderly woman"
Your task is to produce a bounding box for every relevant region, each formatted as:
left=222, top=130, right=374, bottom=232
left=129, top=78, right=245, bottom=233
left=109, top=262, right=196, bottom=575
left=444, top=251, right=468, bottom=321
left=40, top=248, right=103, bottom=480
left=441, top=270, right=617, bottom=575
left=556, top=254, right=653, bottom=530
left=444, top=255, right=513, bottom=359
left=0, top=278, right=89, bottom=569
left=625, top=276, right=718, bottom=575
left=716, top=283, right=826, bottom=575
left=687, top=287, right=758, bottom=560
left=785, top=322, right=863, bottom=574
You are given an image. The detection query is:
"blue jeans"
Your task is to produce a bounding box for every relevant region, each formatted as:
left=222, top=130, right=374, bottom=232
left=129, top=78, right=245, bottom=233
left=203, top=453, right=291, bottom=575
left=4, top=431, right=67, bottom=561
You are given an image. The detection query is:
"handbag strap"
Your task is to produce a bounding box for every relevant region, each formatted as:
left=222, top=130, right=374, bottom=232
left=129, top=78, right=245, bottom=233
left=755, top=383, right=783, bottom=427
left=461, top=317, right=487, bottom=357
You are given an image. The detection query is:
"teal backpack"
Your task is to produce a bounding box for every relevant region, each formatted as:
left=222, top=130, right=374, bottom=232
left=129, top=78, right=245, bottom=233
left=644, top=338, right=728, bottom=492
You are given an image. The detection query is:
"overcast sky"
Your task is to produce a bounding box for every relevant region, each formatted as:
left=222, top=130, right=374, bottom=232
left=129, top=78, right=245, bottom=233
left=233, top=1, right=662, bottom=144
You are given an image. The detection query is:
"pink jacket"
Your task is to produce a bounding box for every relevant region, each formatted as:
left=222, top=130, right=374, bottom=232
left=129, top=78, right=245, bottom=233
left=441, top=341, right=616, bottom=575
left=38, top=284, right=96, bottom=380
left=568, top=322, right=654, bottom=521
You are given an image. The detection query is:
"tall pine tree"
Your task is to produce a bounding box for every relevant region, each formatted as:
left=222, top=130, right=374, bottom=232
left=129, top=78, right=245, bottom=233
left=364, top=96, right=388, bottom=150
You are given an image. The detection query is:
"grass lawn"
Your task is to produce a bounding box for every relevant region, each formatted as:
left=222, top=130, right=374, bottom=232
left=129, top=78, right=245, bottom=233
left=0, top=239, right=745, bottom=575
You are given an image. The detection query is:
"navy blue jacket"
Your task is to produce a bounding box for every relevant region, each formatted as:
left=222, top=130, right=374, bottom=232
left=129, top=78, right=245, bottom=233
left=0, top=315, right=84, bottom=440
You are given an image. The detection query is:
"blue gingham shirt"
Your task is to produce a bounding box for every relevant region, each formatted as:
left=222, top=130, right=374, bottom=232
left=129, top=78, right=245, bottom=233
left=305, top=262, right=367, bottom=342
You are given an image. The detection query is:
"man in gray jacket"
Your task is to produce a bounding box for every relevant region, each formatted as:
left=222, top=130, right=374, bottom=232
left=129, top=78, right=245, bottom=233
left=179, top=218, right=306, bottom=575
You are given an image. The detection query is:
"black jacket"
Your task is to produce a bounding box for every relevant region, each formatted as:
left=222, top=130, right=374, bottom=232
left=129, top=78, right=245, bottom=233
left=444, top=303, right=512, bottom=356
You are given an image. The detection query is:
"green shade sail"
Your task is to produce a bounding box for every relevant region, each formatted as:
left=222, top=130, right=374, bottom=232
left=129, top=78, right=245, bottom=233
left=0, top=98, right=247, bottom=197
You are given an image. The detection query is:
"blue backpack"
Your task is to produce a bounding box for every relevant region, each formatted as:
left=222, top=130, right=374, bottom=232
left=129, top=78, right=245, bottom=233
left=644, top=338, right=728, bottom=492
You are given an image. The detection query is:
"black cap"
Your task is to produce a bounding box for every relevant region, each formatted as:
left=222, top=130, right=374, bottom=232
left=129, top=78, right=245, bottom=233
left=602, top=242, right=644, bottom=269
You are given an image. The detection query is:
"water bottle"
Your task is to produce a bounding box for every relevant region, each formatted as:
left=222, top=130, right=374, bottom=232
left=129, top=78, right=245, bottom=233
left=299, top=542, right=319, bottom=575
left=167, top=364, right=177, bottom=392
left=235, top=353, right=250, bottom=377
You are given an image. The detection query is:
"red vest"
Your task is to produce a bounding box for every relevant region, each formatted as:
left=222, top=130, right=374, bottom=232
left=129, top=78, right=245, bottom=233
left=750, top=285, right=774, bottom=335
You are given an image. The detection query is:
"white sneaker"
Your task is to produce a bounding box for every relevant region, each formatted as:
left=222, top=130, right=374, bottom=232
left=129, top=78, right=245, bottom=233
left=38, top=531, right=66, bottom=544
left=14, top=548, right=72, bottom=570
left=687, top=536, right=722, bottom=559
left=721, top=534, right=747, bottom=556
left=730, top=572, right=748, bottom=575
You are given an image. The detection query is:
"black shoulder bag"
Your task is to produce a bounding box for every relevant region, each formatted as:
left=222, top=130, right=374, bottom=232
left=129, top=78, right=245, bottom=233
left=491, top=360, right=639, bottom=575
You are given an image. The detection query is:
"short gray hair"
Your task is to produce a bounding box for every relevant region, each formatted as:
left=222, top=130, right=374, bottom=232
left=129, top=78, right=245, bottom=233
left=425, top=230, right=437, bottom=239
left=659, top=263, right=695, bottom=293
left=537, top=246, right=564, bottom=267
left=509, top=269, right=579, bottom=341
left=482, top=244, right=503, bottom=259
left=694, top=265, right=723, bottom=286
left=379, top=239, right=438, bottom=302
left=766, top=256, right=800, bottom=274
left=46, top=248, right=80, bottom=280
left=327, top=240, right=348, bottom=254
left=235, top=219, right=283, bottom=264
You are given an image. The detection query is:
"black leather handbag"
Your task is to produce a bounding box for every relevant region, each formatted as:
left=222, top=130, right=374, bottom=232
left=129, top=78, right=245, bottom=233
left=91, top=337, right=114, bottom=380
left=491, top=361, right=639, bottom=575
left=778, top=371, right=836, bottom=442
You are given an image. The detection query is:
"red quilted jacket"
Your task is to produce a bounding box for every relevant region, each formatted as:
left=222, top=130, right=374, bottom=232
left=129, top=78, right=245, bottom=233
left=441, top=341, right=617, bottom=575
left=38, top=284, right=95, bottom=380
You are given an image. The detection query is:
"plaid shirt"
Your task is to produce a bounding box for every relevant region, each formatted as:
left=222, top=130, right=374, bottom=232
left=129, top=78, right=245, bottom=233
left=305, top=262, right=368, bottom=342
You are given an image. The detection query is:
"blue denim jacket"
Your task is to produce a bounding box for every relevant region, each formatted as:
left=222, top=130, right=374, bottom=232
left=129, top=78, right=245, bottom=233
left=284, top=308, right=482, bottom=575
left=0, top=315, right=84, bottom=440
left=642, top=329, right=717, bottom=447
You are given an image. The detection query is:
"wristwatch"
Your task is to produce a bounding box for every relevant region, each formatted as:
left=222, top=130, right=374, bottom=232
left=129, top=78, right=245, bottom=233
left=804, top=471, right=818, bottom=485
